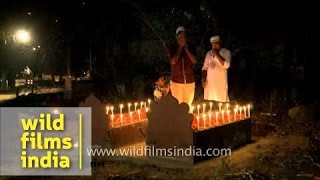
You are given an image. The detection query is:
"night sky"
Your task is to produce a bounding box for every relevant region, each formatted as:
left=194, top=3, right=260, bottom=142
left=2, top=0, right=317, bottom=40
left=1, top=0, right=318, bottom=78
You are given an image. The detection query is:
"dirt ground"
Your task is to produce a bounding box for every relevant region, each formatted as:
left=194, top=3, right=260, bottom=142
left=3, top=133, right=319, bottom=180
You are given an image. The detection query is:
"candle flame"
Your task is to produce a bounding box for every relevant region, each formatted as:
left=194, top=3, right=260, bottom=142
left=202, top=103, right=206, bottom=114
left=191, top=106, right=195, bottom=113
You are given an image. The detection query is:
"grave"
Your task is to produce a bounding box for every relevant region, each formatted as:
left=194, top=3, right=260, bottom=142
left=84, top=93, right=252, bottom=167
left=146, top=95, right=252, bottom=164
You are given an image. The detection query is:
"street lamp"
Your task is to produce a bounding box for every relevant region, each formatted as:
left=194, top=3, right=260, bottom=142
left=1, top=29, right=31, bottom=90
left=14, top=29, right=31, bottom=43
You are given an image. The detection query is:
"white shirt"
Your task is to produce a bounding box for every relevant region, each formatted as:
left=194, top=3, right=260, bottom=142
left=202, top=48, right=231, bottom=102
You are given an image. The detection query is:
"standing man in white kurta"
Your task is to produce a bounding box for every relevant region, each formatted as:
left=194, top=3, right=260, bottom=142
left=202, top=36, right=231, bottom=102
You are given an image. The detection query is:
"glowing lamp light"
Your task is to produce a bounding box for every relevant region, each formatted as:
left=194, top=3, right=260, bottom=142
left=15, top=30, right=31, bottom=43
left=53, top=109, right=59, bottom=114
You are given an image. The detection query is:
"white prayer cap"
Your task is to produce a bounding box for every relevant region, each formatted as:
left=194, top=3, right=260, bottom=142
left=210, top=36, right=220, bottom=43
left=176, top=26, right=185, bottom=35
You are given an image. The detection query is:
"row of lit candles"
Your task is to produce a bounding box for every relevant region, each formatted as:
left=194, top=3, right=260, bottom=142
left=110, top=109, right=149, bottom=128
left=106, top=99, right=152, bottom=115
left=195, top=107, right=250, bottom=130
left=105, top=101, right=251, bottom=117
left=190, top=102, right=251, bottom=116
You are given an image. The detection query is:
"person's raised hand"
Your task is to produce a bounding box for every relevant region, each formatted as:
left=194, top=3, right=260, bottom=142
left=212, top=49, right=219, bottom=56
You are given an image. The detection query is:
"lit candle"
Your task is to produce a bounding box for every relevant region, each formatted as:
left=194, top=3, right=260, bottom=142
left=227, top=110, right=230, bottom=122
left=134, top=102, right=138, bottom=111
left=215, top=111, right=219, bottom=125
left=110, top=114, right=114, bottom=127
left=148, top=99, right=151, bottom=107
left=197, top=115, right=200, bottom=130
left=221, top=110, right=225, bottom=123
left=219, top=103, right=222, bottom=112
left=137, top=109, right=141, bottom=120
left=110, top=106, right=114, bottom=115
left=129, top=111, right=133, bottom=123
left=203, top=113, right=207, bottom=129
left=119, top=104, right=124, bottom=114
left=239, top=107, right=242, bottom=119
left=140, top=102, right=144, bottom=109
left=202, top=103, right=206, bottom=114
left=197, top=104, right=200, bottom=115
left=234, top=108, right=237, bottom=121
left=208, top=112, right=212, bottom=127
left=144, top=102, right=147, bottom=109
left=226, top=103, right=229, bottom=112
left=106, top=106, right=109, bottom=114
left=247, top=104, right=251, bottom=117
left=191, top=106, right=195, bottom=114
left=128, top=103, right=131, bottom=113
left=209, top=102, right=213, bottom=112
left=146, top=107, right=149, bottom=112
left=243, top=106, right=247, bottom=118
left=120, top=114, right=123, bottom=126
